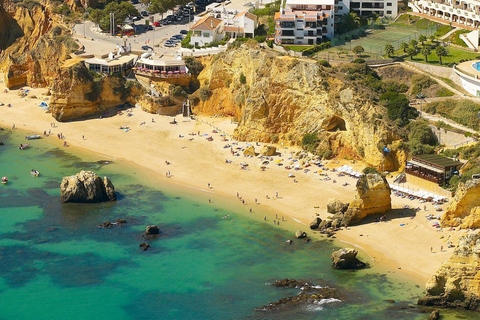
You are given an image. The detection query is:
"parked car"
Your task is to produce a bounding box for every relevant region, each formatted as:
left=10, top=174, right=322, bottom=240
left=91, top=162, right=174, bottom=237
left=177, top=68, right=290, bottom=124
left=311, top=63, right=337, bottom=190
left=172, top=34, right=184, bottom=39
left=169, top=38, right=181, bottom=43
left=142, top=45, right=153, bottom=50
left=153, top=21, right=162, bottom=27
left=164, top=42, right=176, bottom=47
left=130, top=0, right=139, bottom=4
left=146, top=25, right=153, bottom=30
left=141, top=11, right=149, bottom=17
left=161, top=19, right=171, bottom=24
left=180, top=29, right=188, bottom=34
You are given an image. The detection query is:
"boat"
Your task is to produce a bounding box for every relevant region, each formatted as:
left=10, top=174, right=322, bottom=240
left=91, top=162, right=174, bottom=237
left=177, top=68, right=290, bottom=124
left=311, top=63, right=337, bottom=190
left=31, top=170, right=40, bottom=177
left=25, top=134, right=41, bottom=140
left=1, top=177, right=7, bottom=184
left=19, top=143, right=30, bottom=150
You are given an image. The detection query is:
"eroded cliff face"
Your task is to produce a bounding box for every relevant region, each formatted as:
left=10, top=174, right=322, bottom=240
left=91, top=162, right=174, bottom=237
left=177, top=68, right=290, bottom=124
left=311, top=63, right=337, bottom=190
left=442, top=180, right=480, bottom=229
left=193, top=45, right=402, bottom=170
left=418, top=230, right=480, bottom=311
left=0, top=0, right=78, bottom=88
left=49, top=63, right=137, bottom=121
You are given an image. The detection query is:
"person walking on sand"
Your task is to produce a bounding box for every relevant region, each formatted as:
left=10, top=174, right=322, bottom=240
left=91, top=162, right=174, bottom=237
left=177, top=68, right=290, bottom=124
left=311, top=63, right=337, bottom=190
left=249, top=208, right=252, bottom=213
left=441, top=245, right=443, bottom=251
left=275, top=191, right=279, bottom=198
left=431, top=247, right=433, bottom=253
left=264, top=216, right=266, bottom=221
left=12, top=124, right=15, bottom=129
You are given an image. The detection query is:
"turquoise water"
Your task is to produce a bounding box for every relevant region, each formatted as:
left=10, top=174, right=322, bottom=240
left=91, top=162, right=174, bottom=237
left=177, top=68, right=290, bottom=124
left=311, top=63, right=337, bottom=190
left=0, top=129, right=474, bottom=319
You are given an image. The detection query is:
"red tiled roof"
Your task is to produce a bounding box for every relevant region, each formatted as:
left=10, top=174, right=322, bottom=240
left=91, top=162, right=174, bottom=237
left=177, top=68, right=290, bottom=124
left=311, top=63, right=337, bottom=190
left=191, top=16, right=222, bottom=31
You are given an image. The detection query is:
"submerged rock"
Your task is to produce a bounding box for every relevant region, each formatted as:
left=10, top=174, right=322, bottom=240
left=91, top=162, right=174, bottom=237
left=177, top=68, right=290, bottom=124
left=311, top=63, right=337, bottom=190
left=429, top=310, right=440, bottom=320
left=255, top=278, right=339, bottom=312
left=330, top=248, right=366, bottom=269
left=60, top=170, right=116, bottom=203
left=295, top=230, right=307, bottom=238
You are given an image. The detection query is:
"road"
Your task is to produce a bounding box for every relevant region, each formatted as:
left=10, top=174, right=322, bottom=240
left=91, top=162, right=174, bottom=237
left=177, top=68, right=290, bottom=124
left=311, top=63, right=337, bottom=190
left=73, top=9, right=194, bottom=55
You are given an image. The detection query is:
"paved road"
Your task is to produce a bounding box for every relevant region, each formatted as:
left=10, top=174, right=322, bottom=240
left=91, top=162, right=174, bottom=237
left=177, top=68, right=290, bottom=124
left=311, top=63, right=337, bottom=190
left=73, top=15, right=193, bottom=55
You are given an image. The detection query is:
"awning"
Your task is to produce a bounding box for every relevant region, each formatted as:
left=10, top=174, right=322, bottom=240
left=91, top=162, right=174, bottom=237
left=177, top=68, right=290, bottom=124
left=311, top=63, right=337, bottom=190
left=407, top=160, right=444, bottom=174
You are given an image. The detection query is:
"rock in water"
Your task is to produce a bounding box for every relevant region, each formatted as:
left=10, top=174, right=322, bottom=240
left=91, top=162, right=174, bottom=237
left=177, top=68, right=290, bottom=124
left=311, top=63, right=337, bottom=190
left=295, top=230, right=307, bottom=238
left=330, top=248, right=366, bottom=269
left=260, top=145, right=276, bottom=156
left=310, top=217, right=322, bottom=230
left=429, top=310, right=440, bottom=320
left=418, top=230, right=480, bottom=311
left=341, top=174, right=391, bottom=226
left=441, top=179, right=480, bottom=229
left=145, top=225, right=160, bottom=235
left=327, top=199, right=348, bottom=214
left=60, top=170, right=116, bottom=203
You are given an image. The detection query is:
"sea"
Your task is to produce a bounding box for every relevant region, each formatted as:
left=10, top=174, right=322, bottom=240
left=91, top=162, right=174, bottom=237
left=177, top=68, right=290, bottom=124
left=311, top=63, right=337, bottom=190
left=0, top=128, right=475, bottom=320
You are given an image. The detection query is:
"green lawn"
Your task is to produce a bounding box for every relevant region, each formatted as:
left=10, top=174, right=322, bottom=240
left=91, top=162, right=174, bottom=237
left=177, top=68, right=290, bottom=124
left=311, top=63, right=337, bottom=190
left=392, top=14, right=441, bottom=31
left=445, top=29, right=470, bottom=47
left=283, top=45, right=313, bottom=52
left=396, top=46, right=479, bottom=65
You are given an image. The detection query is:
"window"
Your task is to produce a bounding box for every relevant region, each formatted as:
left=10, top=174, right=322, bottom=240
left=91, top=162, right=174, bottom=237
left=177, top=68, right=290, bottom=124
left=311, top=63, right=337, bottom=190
left=387, top=2, right=392, bottom=6
left=193, top=30, right=201, bottom=36
left=387, top=10, right=392, bottom=14
left=203, top=32, right=210, bottom=37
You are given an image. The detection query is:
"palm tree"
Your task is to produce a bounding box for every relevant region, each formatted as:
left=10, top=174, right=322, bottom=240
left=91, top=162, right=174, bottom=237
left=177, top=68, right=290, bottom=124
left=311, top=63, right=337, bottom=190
left=420, top=46, right=431, bottom=62
left=384, top=44, right=395, bottom=57
left=400, top=42, right=409, bottom=53
left=419, top=35, right=427, bottom=45
left=406, top=46, right=418, bottom=60
left=435, top=46, right=449, bottom=65
left=409, top=39, right=418, bottom=47
left=339, top=12, right=362, bottom=32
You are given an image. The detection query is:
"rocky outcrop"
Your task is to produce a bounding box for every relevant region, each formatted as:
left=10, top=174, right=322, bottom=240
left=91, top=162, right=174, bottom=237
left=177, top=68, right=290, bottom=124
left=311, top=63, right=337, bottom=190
left=145, top=225, right=160, bottom=235
left=327, top=199, right=348, bottom=214
left=193, top=45, right=404, bottom=170
left=243, top=145, right=255, bottom=156
left=341, top=174, right=391, bottom=226
left=418, top=230, right=480, bottom=311
left=442, top=179, right=480, bottom=229
left=330, top=248, right=366, bottom=269
left=49, top=64, right=137, bottom=121
left=295, top=230, right=307, bottom=238
left=60, top=170, right=116, bottom=203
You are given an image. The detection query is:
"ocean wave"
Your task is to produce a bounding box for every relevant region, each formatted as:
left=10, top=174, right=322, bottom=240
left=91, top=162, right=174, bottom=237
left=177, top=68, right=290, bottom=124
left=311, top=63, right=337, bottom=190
left=305, top=298, right=342, bottom=312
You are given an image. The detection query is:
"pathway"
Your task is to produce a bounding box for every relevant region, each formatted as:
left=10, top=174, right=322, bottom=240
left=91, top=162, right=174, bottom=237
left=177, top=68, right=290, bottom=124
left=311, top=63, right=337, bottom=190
left=439, top=27, right=458, bottom=40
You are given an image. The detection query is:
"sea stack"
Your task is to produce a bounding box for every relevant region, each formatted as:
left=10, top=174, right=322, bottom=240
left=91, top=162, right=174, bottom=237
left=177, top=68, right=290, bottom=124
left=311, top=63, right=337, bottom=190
left=60, top=170, right=116, bottom=203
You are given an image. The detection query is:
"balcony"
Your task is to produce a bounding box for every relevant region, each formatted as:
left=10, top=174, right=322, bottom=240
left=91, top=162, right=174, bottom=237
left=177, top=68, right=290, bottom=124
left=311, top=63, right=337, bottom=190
left=405, top=168, right=443, bottom=184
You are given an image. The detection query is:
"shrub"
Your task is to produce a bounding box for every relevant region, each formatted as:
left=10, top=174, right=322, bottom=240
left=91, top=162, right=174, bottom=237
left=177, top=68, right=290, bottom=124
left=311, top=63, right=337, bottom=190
left=424, top=99, right=480, bottom=130
left=198, top=87, right=212, bottom=101
left=267, top=40, right=274, bottom=48
left=184, top=57, right=204, bottom=77
left=380, top=91, right=418, bottom=126
left=363, top=167, right=379, bottom=174
left=239, top=73, right=246, bottom=84
left=407, top=121, right=437, bottom=154
left=317, top=60, right=331, bottom=67
left=253, top=35, right=267, bottom=43
left=411, top=74, right=437, bottom=96
left=302, top=133, right=320, bottom=153
left=435, top=87, right=454, bottom=97
left=271, top=134, right=279, bottom=143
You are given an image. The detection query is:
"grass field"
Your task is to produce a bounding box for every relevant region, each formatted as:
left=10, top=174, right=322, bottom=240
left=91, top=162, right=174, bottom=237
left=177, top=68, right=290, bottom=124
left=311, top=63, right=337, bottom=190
left=282, top=45, right=313, bottom=52
left=396, top=46, right=479, bottom=65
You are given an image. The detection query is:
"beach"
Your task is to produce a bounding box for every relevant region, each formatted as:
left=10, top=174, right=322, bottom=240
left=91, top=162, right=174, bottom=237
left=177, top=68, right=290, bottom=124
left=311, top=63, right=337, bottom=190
left=0, top=77, right=464, bottom=284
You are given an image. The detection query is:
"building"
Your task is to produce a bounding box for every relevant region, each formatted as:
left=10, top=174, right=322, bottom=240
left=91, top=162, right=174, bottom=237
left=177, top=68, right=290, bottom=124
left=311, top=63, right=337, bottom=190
left=274, top=0, right=398, bottom=45
left=134, top=55, right=190, bottom=77
left=189, top=11, right=258, bottom=46
left=453, top=59, right=480, bottom=96
left=84, top=54, right=137, bottom=74
left=409, top=0, right=480, bottom=49
left=190, top=16, right=224, bottom=47
left=405, top=154, right=463, bottom=186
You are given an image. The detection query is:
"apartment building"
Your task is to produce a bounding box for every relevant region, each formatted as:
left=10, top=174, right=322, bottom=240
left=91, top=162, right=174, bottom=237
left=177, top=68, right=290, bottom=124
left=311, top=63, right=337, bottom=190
left=409, top=0, right=480, bottom=28
left=275, top=0, right=398, bottom=45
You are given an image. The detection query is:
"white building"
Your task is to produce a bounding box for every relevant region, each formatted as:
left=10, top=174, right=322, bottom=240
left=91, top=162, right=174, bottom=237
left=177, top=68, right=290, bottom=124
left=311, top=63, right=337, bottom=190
left=409, top=0, right=480, bottom=49
left=275, top=0, right=398, bottom=45
left=190, top=16, right=224, bottom=47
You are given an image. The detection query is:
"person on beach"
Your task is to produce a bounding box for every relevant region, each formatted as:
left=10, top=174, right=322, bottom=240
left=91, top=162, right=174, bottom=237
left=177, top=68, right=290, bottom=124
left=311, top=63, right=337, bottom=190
left=275, top=191, right=278, bottom=198
left=12, top=124, right=15, bottom=129
left=208, top=183, right=211, bottom=189
left=255, top=198, right=257, bottom=204
left=431, top=247, right=433, bottom=253
left=82, top=135, right=85, bottom=140
left=249, top=208, right=252, bottom=213
left=264, top=216, right=266, bottom=221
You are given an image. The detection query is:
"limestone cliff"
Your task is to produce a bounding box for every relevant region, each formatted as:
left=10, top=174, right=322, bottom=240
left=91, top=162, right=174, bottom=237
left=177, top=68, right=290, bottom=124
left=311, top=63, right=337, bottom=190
left=49, top=63, right=138, bottom=121
left=193, top=44, right=402, bottom=170
left=341, top=173, right=391, bottom=226
left=0, top=0, right=79, bottom=88
left=418, top=230, right=480, bottom=311
left=442, top=179, right=480, bottom=229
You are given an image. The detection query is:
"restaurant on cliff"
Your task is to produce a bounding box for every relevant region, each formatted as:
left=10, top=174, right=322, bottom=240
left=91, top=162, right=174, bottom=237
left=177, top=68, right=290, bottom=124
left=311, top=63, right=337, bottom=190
left=406, top=154, right=463, bottom=186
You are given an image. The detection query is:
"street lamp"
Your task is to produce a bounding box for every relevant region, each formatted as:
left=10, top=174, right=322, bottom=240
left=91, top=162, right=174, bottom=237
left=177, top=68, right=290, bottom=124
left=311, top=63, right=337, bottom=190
left=416, top=93, right=426, bottom=114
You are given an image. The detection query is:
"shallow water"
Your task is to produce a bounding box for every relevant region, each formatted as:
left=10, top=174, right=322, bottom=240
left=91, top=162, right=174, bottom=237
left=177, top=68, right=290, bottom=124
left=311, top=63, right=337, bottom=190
left=0, top=129, right=475, bottom=319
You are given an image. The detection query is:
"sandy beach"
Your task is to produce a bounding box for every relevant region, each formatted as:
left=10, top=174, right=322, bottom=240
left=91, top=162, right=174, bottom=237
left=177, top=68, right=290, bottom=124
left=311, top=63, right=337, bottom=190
left=0, top=78, right=465, bottom=284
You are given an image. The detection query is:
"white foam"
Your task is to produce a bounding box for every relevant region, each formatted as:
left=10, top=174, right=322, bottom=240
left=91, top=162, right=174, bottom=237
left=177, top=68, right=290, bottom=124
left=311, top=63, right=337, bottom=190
left=305, top=298, right=342, bottom=312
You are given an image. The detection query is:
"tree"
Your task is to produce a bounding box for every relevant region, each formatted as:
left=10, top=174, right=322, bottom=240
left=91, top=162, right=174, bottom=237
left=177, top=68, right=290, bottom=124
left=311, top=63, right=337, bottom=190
left=89, top=8, right=103, bottom=27
left=98, top=2, right=139, bottom=31
left=435, top=45, right=449, bottom=65
left=429, top=35, right=435, bottom=42
left=338, top=12, right=362, bottom=33
left=406, top=45, right=418, bottom=60
left=409, top=39, right=418, bottom=47
left=400, top=42, right=408, bottom=53
left=420, top=45, right=431, bottom=62
left=384, top=44, right=395, bottom=57
left=419, top=35, right=427, bottom=44
left=353, top=45, right=364, bottom=56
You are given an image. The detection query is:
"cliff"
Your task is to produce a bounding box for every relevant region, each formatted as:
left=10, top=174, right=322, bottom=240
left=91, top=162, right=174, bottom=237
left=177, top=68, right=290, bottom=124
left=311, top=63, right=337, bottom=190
left=192, top=44, right=403, bottom=170
left=442, top=179, right=480, bottom=229
left=0, top=0, right=79, bottom=88
left=418, top=230, right=480, bottom=311
left=49, top=63, right=138, bottom=121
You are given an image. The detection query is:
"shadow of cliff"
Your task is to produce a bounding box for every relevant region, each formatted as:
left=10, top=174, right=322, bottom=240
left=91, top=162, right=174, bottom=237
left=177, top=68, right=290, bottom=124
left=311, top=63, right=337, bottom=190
left=351, top=208, right=417, bottom=227
left=0, top=8, right=24, bottom=51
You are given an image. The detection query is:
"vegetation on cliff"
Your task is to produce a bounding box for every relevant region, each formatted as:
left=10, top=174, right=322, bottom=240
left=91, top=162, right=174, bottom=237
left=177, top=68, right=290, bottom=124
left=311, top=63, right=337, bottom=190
left=442, top=144, right=480, bottom=189
left=425, top=99, right=480, bottom=131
